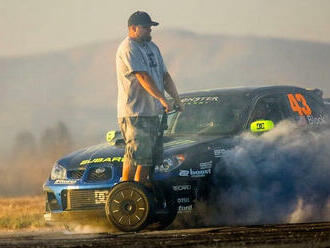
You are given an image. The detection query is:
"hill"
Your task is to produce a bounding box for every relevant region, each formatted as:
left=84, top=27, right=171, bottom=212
left=1, top=30, right=330, bottom=155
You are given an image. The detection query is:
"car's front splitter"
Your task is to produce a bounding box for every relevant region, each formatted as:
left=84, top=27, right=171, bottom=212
left=44, top=209, right=108, bottom=226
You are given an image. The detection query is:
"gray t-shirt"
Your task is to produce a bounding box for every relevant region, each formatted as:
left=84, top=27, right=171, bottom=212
left=116, top=37, right=167, bottom=118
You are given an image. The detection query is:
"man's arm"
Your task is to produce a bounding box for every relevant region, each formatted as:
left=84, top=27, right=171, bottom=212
left=135, top=71, right=171, bottom=112
left=163, top=72, right=184, bottom=111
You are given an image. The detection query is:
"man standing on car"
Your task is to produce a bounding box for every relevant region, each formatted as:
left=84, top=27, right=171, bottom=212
left=116, top=11, right=183, bottom=184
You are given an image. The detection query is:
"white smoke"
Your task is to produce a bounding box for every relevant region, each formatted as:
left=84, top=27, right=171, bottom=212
left=63, top=224, right=113, bottom=234
left=197, top=121, right=330, bottom=225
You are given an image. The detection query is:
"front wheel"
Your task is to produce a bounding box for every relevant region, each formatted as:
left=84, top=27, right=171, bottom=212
left=105, top=182, right=153, bottom=232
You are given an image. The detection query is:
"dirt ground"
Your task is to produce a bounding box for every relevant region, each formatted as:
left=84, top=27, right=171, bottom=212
left=0, top=222, right=329, bottom=248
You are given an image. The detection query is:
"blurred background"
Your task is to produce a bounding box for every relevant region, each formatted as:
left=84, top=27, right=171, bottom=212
left=1, top=0, right=330, bottom=196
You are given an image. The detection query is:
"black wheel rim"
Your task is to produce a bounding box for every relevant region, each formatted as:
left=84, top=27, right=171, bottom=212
left=109, top=188, right=148, bottom=226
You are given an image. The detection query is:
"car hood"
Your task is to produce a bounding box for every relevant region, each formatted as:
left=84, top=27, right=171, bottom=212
left=58, top=135, right=218, bottom=170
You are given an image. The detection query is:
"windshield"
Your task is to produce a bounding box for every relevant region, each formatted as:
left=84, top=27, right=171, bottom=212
left=166, top=95, right=250, bottom=136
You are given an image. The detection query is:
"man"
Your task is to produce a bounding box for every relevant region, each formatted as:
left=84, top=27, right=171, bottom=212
left=116, top=11, right=183, bottom=184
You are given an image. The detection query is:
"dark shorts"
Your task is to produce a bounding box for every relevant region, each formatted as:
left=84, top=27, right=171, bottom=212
left=118, top=116, right=163, bottom=167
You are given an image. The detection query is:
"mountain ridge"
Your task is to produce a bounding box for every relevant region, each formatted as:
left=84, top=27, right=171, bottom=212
left=1, top=29, right=330, bottom=154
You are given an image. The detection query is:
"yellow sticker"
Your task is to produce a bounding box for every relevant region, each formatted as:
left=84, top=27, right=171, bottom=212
left=250, top=120, right=274, bottom=133
left=106, top=131, right=116, bottom=143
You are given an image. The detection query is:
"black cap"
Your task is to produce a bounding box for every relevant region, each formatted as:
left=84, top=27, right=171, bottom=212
left=128, top=11, right=159, bottom=26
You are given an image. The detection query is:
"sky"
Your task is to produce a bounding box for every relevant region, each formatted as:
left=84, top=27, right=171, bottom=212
left=1, top=0, right=330, bottom=57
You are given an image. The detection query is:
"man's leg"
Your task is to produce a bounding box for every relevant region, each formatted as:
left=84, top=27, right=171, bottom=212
left=134, top=116, right=160, bottom=183
left=121, top=160, right=131, bottom=181
left=121, top=155, right=137, bottom=181
left=134, top=165, right=150, bottom=182
left=119, top=118, right=139, bottom=182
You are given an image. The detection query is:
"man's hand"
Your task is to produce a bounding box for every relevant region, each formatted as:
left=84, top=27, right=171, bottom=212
left=163, top=72, right=183, bottom=112
left=159, top=98, right=172, bottom=113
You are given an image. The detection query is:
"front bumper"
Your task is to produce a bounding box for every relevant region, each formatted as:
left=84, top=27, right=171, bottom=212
left=44, top=209, right=108, bottom=225
left=43, top=181, right=116, bottom=226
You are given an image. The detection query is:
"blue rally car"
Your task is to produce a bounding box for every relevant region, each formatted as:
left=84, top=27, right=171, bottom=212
left=43, top=85, right=329, bottom=232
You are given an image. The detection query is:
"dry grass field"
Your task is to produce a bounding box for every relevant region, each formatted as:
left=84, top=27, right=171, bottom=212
left=0, top=195, right=47, bottom=231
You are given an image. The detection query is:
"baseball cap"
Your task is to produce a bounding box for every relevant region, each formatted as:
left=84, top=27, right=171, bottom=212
left=128, top=11, right=159, bottom=26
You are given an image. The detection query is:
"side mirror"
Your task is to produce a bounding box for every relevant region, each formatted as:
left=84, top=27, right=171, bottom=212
left=250, top=120, right=274, bottom=133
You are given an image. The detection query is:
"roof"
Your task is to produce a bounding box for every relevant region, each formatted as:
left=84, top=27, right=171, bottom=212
left=179, top=85, right=315, bottom=98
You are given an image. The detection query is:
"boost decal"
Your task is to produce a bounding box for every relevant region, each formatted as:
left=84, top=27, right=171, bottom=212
left=179, top=170, right=190, bottom=177
left=190, top=168, right=212, bottom=177
left=179, top=169, right=212, bottom=177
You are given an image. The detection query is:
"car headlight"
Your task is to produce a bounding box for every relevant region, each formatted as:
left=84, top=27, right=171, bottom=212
left=155, top=154, right=185, bottom=173
left=50, top=162, right=67, bottom=180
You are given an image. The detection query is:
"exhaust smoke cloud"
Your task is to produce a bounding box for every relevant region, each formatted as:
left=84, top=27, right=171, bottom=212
left=0, top=122, right=73, bottom=197
left=195, top=121, right=330, bottom=225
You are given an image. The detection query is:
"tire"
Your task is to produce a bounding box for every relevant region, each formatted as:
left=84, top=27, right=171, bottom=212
left=156, top=196, right=178, bottom=230
left=152, top=184, right=178, bottom=230
left=105, top=182, right=154, bottom=232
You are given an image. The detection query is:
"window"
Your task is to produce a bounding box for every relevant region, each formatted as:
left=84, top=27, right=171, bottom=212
left=166, top=94, right=250, bottom=136
left=249, top=95, right=287, bottom=126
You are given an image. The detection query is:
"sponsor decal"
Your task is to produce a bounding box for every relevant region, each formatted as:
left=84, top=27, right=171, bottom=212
left=307, top=115, right=326, bottom=125
left=181, top=96, right=220, bottom=105
left=54, top=179, right=77, bottom=185
left=250, top=120, right=274, bottom=133
left=67, top=185, right=80, bottom=190
left=172, top=185, right=192, bottom=191
left=80, top=157, right=123, bottom=165
left=287, top=93, right=312, bottom=116
left=200, top=161, right=212, bottom=169
left=214, top=148, right=226, bottom=158
left=177, top=197, right=190, bottom=204
left=179, top=170, right=190, bottom=177
left=190, top=168, right=211, bottom=177
left=94, top=190, right=109, bottom=204
left=179, top=169, right=212, bottom=178
left=178, top=205, right=193, bottom=212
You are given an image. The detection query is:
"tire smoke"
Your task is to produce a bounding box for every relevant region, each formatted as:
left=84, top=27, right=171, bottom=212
left=197, top=121, right=330, bottom=225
